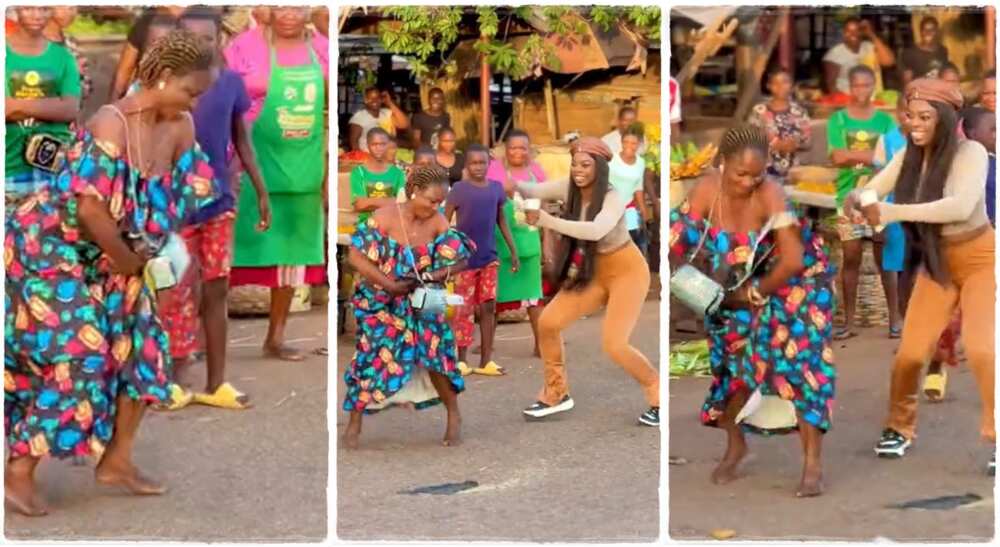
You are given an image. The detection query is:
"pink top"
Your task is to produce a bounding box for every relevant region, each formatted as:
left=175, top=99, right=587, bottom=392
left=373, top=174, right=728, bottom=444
left=486, top=159, right=547, bottom=184
left=223, top=27, right=329, bottom=124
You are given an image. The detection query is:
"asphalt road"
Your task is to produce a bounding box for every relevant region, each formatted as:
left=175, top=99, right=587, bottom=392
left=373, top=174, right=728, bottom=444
left=668, top=327, right=995, bottom=541
left=5, top=308, right=329, bottom=542
left=336, top=301, right=661, bottom=542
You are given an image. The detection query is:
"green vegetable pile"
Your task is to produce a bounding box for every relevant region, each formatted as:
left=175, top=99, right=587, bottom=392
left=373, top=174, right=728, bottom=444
left=669, top=339, right=712, bottom=377
left=65, top=15, right=132, bottom=38
left=669, top=141, right=701, bottom=165
left=395, top=148, right=414, bottom=164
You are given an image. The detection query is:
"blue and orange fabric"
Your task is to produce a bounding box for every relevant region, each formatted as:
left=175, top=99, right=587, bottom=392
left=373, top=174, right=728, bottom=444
left=669, top=200, right=838, bottom=434
left=4, top=129, right=219, bottom=458
left=343, top=217, right=473, bottom=414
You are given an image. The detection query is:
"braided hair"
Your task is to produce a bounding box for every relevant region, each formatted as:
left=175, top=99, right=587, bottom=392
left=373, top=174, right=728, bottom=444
left=719, top=125, right=769, bottom=161
left=136, top=29, right=213, bottom=88
left=405, top=165, right=448, bottom=197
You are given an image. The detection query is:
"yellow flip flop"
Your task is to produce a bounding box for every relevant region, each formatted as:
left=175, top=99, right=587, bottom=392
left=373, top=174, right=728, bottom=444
left=457, top=362, right=473, bottom=377
left=923, top=371, right=948, bottom=402
left=192, top=382, right=252, bottom=410
left=155, top=383, right=194, bottom=411
left=473, top=361, right=506, bottom=376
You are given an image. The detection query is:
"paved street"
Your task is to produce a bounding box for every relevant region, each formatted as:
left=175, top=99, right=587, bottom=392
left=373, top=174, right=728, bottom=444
left=336, top=301, right=660, bottom=542
left=5, top=309, right=329, bottom=542
left=669, top=328, right=994, bottom=541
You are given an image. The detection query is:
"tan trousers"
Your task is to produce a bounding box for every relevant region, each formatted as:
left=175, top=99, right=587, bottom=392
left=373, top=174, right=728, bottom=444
left=537, top=242, right=659, bottom=407
left=887, top=228, right=996, bottom=442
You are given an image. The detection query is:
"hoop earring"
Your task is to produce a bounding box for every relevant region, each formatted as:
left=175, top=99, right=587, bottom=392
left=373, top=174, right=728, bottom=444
left=158, top=81, right=166, bottom=91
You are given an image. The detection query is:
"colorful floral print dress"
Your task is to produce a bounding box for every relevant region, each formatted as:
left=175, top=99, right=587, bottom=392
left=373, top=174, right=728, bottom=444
left=5, top=129, right=219, bottom=459
left=343, top=217, right=474, bottom=414
left=747, top=100, right=813, bottom=182
left=669, top=199, right=837, bottom=434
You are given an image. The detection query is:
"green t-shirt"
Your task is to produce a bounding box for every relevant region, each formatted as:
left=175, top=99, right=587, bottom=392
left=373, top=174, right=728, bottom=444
left=5, top=42, right=81, bottom=177
left=827, top=108, right=897, bottom=205
left=349, top=164, right=406, bottom=222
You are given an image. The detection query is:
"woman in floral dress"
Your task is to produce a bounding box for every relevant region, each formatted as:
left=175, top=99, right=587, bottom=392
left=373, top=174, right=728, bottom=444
left=670, top=126, right=836, bottom=497
left=4, top=31, right=217, bottom=516
left=747, top=68, right=813, bottom=184
left=342, top=166, right=473, bottom=449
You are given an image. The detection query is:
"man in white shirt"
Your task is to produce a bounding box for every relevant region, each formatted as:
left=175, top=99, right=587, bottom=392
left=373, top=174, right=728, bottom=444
left=823, top=17, right=895, bottom=95
left=602, top=106, right=647, bottom=155
left=347, top=87, right=410, bottom=152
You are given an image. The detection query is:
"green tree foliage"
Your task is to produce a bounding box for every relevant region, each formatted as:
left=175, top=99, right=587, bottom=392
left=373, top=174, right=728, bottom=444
left=374, top=6, right=661, bottom=81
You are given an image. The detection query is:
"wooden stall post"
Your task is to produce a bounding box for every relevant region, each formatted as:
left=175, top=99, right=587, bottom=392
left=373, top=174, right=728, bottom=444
left=544, top=77, right=559, bottom=140
left=480, top=35, right=492, bottom=146
left=779, top=7, right=794, bottom=72
left=733, top=8, right=789, bottom=122
left=988, top=7, right=996, bottom=71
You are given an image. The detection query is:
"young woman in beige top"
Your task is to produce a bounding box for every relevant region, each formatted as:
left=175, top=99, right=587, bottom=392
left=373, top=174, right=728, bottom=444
left=516, top=137, right=659, bottom=427
left=846, top=78, right=995, bottom=470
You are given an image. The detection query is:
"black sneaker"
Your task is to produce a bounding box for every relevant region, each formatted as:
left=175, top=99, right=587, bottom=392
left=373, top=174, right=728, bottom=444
left=523, top=395, right=574, bottom=420
left=988, top=452, right=995, bottom=476
left=638, top=407, right=659, bottom=427
left=874, top=428, right=911, bottom=458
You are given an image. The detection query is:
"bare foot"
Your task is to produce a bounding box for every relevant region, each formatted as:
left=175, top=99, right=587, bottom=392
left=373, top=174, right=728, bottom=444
left=94, top=460, right=167, bottom=495
left=263, top=343, right=305, bottom=362
left=342, top=432, right=360, bottom=450
left=533, top=347, right=541, bottom=358
left=4, top=469, right=47, bottom=517
left=442, top=412, right=462, bottom=447
left=710, top=444, right=748, bottom=485
left=796, top=466, right=824, bottom=498
left=342, top=420, right=361, bottom=450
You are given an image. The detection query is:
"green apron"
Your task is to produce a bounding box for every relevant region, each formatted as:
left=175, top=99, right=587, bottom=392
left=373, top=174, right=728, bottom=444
left=495, top=168, right=543, bottom=303
left=233, top=45, right=325, bottom=267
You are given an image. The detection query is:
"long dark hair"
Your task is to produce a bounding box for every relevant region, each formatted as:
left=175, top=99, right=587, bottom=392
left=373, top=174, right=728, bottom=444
left=550, top=154, right=611, bottom=291
left=894, top=100, right=959, bottom=283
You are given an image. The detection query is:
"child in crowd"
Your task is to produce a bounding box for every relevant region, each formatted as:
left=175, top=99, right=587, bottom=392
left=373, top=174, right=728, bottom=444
left=980, top=70, right=996, bottom=113
left=962, top=106, right=996, bottom=226
left=350, top=128, right=407, bottom=221
left=158, top=7, right=272, bottom=410
left=828, top=65, right=900, bottom=340
left=445, top=144, right=519, bottom=376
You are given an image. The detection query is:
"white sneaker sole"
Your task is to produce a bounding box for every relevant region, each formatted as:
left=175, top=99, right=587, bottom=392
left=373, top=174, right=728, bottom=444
left=523, top=398, right=574, bottom=420
left=638, top=415, right=659, bottom=427
left=875, top=439, right=912, bottom=458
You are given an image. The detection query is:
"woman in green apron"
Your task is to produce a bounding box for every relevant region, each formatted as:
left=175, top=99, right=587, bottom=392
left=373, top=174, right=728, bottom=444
left=227, top=7, right=327, bottom=361
left=487, top=130, right=549, bottom=357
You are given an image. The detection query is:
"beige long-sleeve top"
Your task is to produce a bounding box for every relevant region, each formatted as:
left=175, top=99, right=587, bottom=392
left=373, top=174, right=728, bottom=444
left=863, top=139, right=990, bottom=236
left=516, top=179, right=632, bottom=253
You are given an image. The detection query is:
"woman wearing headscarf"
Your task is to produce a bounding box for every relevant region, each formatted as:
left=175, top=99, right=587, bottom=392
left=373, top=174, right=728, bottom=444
left=224, top=7, right=328, bottom=361
left=515, top=137, right=659, bottom=427
left=846, top=78, right=995, bottom=471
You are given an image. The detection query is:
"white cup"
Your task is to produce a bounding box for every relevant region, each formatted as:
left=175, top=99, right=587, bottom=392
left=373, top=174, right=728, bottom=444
left=858, top=189, right=878, bottom=207
left=857, top=189, right=884, bottom=233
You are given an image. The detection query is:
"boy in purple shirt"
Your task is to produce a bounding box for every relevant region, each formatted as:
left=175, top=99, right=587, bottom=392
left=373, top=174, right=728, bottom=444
left=159, top=8, right=271, bottom=410
left=445, top=144, right=519, bottom=376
